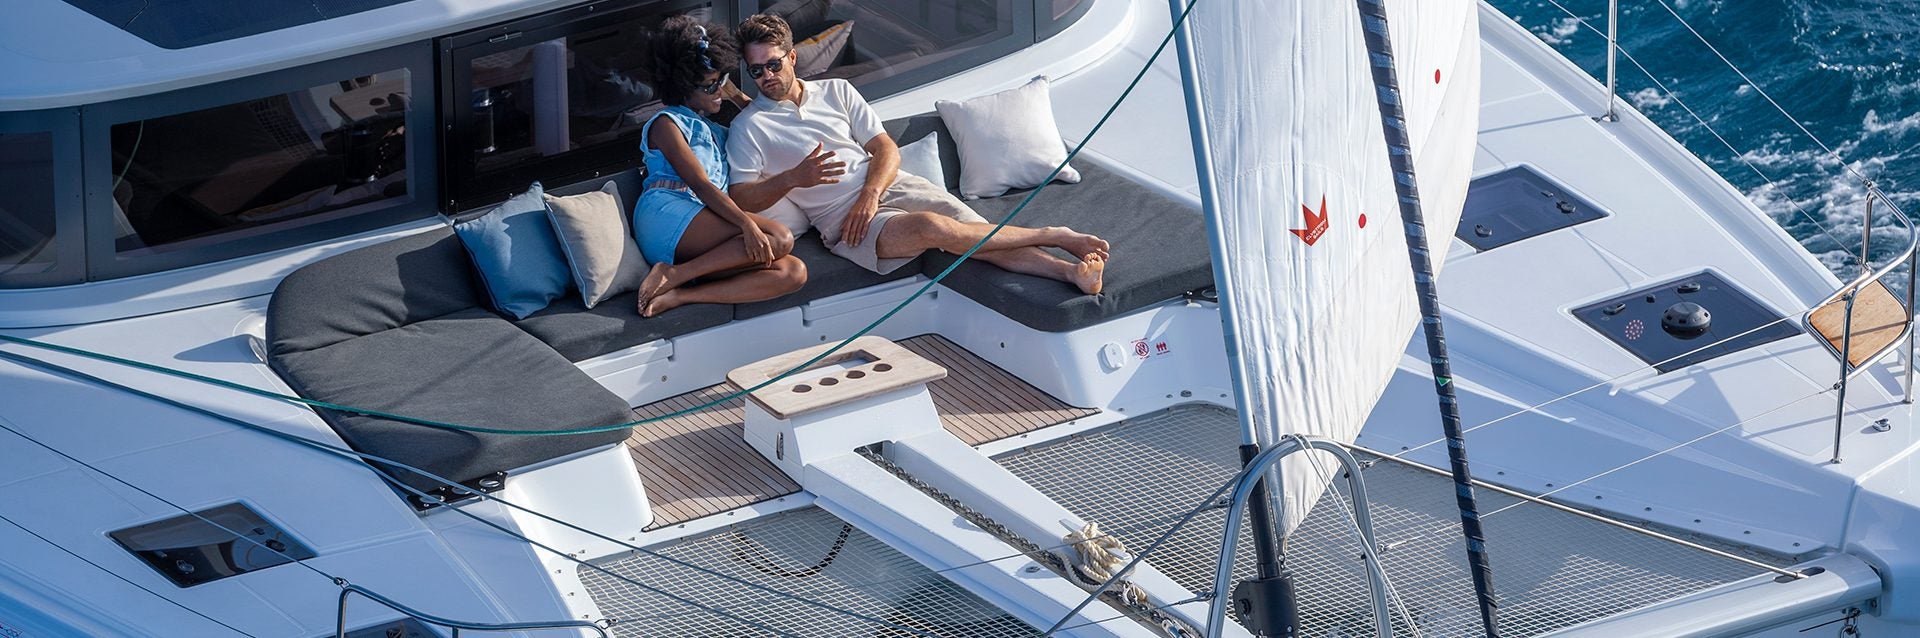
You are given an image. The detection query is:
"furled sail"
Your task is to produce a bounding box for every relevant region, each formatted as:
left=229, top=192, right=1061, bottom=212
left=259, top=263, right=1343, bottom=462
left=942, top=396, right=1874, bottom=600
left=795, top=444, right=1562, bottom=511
left=1180, top=0, right=1479, bottom=533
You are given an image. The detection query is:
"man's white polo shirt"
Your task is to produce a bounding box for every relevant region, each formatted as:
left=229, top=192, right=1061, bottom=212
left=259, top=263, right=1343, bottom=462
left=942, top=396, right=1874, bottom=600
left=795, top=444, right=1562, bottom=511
left=727, top=78, right=888, bottom=228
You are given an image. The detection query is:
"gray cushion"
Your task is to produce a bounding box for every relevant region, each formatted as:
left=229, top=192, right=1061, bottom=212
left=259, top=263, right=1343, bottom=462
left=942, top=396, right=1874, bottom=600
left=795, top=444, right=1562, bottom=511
left=734, top=231, right=925, bottom=320
left=513, top=290, right=733, bottom=362
left=269, top=308, right=633, bottom=492
left=922, top=162, right=1212, bottom=332
left=266, top=227, right=488, bottom=357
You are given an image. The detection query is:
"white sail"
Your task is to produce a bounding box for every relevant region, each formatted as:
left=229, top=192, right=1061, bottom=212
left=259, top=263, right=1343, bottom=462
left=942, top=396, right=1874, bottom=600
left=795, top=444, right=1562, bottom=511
left=1182, top=0, right=1479, bottom=533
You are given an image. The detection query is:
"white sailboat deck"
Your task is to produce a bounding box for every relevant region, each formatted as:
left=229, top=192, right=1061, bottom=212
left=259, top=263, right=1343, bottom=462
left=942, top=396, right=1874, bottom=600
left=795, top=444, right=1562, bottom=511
left=1, top=0, right=1914, bottom=635
left=1031, top=0, right=1918, bottom=557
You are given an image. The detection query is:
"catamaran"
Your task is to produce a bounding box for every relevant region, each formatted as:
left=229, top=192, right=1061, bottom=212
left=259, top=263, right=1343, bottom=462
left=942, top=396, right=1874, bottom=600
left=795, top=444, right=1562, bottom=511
left=0, top=0, right=1911, bottom=636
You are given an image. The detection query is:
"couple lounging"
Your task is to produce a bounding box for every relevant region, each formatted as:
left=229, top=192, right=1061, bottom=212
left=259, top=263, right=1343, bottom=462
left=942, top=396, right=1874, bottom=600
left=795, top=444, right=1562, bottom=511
left=632, top=14, right=1108, bottom=317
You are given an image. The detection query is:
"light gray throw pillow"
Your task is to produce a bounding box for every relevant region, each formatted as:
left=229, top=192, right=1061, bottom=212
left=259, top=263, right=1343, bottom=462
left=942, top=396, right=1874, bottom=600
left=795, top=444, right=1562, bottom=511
left=896, top=130, right=946, bottom=189
left=545, top=181, right=645, bottom=308
left=935, top=76, right=1082, bottom=199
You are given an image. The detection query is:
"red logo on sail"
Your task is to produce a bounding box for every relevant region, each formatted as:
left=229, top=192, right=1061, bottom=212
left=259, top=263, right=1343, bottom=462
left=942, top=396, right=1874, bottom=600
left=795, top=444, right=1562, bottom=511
left=1292, top=196, right=1331, bottom=246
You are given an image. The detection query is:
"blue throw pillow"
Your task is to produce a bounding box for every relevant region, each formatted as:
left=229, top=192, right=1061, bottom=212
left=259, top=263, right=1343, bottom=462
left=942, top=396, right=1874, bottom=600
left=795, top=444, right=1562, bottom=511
left=453, top=182, right=573, bottom=319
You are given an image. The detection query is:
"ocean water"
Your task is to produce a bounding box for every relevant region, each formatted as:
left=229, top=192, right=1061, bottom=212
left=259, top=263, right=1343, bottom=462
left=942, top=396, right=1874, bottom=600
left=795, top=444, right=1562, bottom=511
left=1487, top=0, right=1920, bottom=290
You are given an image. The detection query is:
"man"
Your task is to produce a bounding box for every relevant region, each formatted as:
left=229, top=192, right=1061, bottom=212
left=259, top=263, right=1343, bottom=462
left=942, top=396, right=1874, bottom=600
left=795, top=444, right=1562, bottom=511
left=725, top=14, right=1107, bottom=295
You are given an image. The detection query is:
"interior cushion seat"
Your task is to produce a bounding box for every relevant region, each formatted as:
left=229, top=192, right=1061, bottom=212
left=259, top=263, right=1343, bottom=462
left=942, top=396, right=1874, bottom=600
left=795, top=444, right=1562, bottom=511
left=272, top=308, right=632, bottom=492
left=733, top=231, right=925, bottom=320
left=882, top=116, right=1214, bottom=332
left=266, top=228, right=630, bottom=492
left=926, top=162, right=1212, bottom=331
left=513, top=289, right=733, bottom=362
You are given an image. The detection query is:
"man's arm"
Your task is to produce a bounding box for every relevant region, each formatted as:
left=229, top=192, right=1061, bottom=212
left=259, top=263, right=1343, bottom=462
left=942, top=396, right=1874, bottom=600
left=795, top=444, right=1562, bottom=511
left=862, top=133, right=900, bottom=194
left=837, top=78, right=900, bottom=247
left=730, top=144, right=843, bottom=212
left=836, top=132, right=899, bottom=247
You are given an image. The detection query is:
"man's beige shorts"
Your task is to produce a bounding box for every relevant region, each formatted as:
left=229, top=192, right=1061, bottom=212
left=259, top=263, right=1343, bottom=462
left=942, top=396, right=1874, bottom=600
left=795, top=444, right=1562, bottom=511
left=822, top=172, right=988, bottom=275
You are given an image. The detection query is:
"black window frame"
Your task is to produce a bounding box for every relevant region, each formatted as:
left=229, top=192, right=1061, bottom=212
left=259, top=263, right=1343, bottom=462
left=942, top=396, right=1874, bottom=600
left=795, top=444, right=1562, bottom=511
left=437, top=0, right=718, bottom=213
left=79, top=42, right=437, bottom=281
left=0, top=108, right=85, bottom=289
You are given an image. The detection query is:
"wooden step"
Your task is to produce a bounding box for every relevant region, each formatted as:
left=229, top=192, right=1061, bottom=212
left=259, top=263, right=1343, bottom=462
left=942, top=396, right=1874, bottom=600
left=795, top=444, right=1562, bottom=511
left=1808, top=280, right=1909, bottom=368
left=627, top=334, right=1099, bottom=528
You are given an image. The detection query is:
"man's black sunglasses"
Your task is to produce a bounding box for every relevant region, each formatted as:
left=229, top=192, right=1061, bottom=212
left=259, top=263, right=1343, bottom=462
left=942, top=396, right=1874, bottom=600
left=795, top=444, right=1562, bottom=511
left=745, top=54, right=786, bottom=80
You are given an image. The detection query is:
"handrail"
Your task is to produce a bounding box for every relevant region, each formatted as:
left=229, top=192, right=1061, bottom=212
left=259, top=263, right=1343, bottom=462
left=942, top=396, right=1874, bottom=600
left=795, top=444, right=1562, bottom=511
left=1599, top=0, right=1620, bottom=122
left=1798, top=183, right=1919, bottom=464
left=1204, top=436, right=1393, bottom=638
left=336, top=583, right=612, bottom=638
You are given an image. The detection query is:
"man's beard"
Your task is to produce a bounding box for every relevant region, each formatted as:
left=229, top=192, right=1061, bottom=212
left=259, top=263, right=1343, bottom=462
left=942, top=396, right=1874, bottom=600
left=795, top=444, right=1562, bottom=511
left=761, top=78, right=791, bottom=100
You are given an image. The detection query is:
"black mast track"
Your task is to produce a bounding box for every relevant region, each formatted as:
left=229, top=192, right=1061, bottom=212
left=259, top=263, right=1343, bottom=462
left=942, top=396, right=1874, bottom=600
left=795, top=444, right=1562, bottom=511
left=1353, top=1, right=1502, bottom=635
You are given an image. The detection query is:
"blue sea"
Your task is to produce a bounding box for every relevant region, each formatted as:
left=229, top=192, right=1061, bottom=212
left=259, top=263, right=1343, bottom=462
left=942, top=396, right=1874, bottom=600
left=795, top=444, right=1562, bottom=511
left=1487, top=0, right=1920, bottom=289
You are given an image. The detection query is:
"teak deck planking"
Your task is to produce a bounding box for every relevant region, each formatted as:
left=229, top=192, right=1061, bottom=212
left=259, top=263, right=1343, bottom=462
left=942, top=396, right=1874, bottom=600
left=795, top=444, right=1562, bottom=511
left=1809, top=280, right=1908, bottom=368
left=626, top=334, right=1098, bottom=528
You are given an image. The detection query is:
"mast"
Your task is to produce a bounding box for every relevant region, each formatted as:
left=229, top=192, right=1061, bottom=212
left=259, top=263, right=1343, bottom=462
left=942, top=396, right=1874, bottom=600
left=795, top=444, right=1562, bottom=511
left=1159, top=0, right=1297, bottom=626
left=1167, top=1, right=1299, bottom=635
left=1354, top=0, right=1501, bottom=635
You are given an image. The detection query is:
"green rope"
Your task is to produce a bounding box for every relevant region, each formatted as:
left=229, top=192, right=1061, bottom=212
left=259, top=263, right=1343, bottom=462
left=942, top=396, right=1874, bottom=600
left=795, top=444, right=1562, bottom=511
left=0, top=14, right=1190, bottom=437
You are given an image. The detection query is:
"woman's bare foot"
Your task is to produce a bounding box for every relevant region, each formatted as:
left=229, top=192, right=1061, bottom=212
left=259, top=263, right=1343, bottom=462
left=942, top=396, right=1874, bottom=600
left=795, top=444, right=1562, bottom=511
left=640, top=288, right=687, bottom=318
left=636, top=262, right=675, bottom=313
left=1070, top=256, right=1105, bottom=295
left=1047, top=227, right=1109, bottom=260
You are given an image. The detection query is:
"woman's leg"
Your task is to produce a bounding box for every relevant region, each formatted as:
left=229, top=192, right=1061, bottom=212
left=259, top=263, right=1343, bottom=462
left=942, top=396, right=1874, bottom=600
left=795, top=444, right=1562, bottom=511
left=639, top=210, right=796, bottom=306
left=643, top=254, right=808, bottom=317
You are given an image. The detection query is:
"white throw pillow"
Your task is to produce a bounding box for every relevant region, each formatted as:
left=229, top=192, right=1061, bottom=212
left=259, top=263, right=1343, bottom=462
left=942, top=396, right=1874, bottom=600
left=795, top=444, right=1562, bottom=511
left=544, top=181, right=645, bottom=308
left=896, top=130, right=946, bottom=188
left=935, top=77, right=1082, bottom=199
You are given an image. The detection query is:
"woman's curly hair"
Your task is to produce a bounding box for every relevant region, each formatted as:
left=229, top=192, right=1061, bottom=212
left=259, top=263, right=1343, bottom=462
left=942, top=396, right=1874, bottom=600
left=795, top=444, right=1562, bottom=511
left=647, top=15, right=739, bottom=106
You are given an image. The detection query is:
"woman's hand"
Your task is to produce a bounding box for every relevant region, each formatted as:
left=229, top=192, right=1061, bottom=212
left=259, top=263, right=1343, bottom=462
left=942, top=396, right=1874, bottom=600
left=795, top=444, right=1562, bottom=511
left=741, top=222, right=776, bottom=266
left=780, top=143, right=847, bottom=190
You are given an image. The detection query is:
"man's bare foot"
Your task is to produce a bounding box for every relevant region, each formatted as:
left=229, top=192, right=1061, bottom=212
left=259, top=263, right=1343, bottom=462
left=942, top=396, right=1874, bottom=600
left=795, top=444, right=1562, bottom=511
left=1048, top=227, right=1109, bottom=260
left=1070, top=256, right=1105, bottom=295
left=640, top=288, right=686, bottom=318
left=636, top=262, right=674, bottom=313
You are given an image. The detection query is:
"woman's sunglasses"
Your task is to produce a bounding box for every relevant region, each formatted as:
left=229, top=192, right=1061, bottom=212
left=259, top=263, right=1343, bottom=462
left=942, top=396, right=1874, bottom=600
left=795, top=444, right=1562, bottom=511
left=699, top=73, right=729, bottom=95
left=745, top=54, right=787, bottom=79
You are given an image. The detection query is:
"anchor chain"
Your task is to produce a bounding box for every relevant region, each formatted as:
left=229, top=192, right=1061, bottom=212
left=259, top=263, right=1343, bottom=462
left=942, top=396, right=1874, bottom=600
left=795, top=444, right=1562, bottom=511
left=856, top=446, right=1201, bottom=637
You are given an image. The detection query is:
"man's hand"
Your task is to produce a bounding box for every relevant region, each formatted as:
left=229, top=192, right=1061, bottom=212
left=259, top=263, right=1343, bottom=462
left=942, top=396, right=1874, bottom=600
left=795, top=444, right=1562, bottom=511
left=741, top=223, right=776, bottom=266
left=841, top=190, right=881, bottom=247
left=782, top=143, right=846, bottom=189
left=719, top=76, right=750, bottom=107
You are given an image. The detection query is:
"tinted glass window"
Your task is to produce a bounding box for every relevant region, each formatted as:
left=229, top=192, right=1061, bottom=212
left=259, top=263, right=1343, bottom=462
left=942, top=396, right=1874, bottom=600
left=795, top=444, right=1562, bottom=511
left=0, top=132, right=57, bottom=277
left=445, top=2, right=713, bottom=210
left=759, top=0, right=1016, bottom=86
left=468, top=26, right=661, bottom=177
left=108, top=69, right=412, bottom=257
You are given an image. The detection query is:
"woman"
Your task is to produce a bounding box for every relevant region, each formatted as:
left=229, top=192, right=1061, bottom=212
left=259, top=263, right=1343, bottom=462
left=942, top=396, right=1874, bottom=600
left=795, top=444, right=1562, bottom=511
left=633, top=17, right=806, bottom=317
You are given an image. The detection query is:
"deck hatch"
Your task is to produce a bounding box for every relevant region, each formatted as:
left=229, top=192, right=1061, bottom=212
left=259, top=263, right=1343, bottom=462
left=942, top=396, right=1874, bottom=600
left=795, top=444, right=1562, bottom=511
left=108, top=502, right=315, bottom=587
left=1458, top=165, right=1608, bottom=251
left=1573, top=271, right=1802, bottom=373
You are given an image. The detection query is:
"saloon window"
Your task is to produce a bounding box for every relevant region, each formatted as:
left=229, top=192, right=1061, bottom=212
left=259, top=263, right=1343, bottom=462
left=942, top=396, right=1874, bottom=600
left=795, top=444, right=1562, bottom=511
left=87, top=44, right=435, bottom=278
left=756, top=0, right=1028, bottom=99
left=440, top=1, right=714, bottom=211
